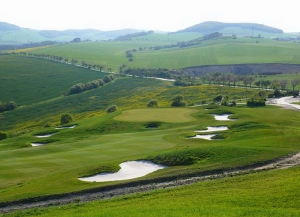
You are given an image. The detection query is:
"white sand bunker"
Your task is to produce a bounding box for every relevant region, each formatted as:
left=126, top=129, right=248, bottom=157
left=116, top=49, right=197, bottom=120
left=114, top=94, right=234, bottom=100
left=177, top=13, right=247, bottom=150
left=191, top=134, right=217, bottom=140
left=213, top=114, right=233, bottom=121
left=55, top=125, right=77, bottom=129
left=31, top=143, right=46, bottom=147
left=195, top=126, right=228, bottom=133
left=34, top=134, right=54, bottom=138
left=78, top=161, right=166, bottom=182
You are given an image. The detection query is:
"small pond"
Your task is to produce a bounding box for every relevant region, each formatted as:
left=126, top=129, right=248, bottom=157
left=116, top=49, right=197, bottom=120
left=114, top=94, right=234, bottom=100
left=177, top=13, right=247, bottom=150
left=78, top=161, right=166, bottom=182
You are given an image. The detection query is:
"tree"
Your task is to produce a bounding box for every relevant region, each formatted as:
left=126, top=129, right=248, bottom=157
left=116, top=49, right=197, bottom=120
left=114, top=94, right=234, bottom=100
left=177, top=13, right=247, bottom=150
left=291, top=79, right=300, bottom=91
left=147, top=99, right=158, bottom=107
left=106, top=105, right=118, bottom=113
left=60, top=114, right=73, bottom=125
left=171, top=95, right=186, bottom=107
left=279, top=80, right=288, bottom=90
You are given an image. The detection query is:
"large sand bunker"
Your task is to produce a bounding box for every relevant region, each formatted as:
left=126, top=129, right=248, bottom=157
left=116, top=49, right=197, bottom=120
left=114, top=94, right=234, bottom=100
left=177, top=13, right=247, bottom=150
left=79, top=161, right=166, bottom=182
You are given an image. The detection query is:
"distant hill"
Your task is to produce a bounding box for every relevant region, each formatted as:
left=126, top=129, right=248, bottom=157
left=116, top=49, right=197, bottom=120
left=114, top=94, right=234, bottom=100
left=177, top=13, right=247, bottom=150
left=0, top=21, right=143, bottom=45
left=0, top=22, right=20, bottom=31
left=175, top=21, right=283, bottom=35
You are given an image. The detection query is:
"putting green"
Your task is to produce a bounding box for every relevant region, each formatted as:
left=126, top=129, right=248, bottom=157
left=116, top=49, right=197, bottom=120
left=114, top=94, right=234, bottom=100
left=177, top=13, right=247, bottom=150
left=114, top=108, right=197, bottom=123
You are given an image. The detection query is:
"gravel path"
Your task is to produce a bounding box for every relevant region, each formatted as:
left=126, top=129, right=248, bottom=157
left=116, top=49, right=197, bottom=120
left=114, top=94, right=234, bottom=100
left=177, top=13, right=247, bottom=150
left=267, top=96, right=300, bottom=110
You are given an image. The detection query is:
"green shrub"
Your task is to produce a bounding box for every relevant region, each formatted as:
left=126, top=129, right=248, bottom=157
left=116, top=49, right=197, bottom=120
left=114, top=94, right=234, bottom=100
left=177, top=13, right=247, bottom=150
left=171, top=95, right=187, bottom=107
left=147, top=99, right=158, bottom=107
left=106, top=105, right=118, bottom=113
left=60, top=113, right=73, bottom=125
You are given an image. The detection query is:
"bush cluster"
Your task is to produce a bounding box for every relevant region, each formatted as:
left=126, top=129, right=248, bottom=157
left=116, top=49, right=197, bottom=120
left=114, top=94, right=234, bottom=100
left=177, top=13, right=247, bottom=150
left=0, top=101, right=17, bottom=113
left=68, top=74, right=114, bottom=95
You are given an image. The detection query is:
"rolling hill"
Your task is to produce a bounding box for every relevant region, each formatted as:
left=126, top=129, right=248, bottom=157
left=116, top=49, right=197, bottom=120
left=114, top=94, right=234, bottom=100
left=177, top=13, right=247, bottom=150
left=0, top=21, right=144, bottom=45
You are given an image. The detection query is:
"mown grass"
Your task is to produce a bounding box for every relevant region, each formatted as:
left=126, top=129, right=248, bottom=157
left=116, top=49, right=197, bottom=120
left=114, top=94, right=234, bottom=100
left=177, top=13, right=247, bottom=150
left=3, top=166, right=300, bottom=217
left=0, top=103, right=299, bottom=203
left=114, top=108, right=197, bottom=123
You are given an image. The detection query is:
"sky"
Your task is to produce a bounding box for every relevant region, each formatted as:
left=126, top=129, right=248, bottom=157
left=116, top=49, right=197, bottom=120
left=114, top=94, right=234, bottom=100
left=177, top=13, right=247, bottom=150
left=1, top=0, right=300, bottom=32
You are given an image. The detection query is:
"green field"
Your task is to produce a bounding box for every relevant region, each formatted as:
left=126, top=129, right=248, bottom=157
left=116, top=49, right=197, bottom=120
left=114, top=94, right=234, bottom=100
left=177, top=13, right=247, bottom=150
left=1, top=35, right=300, bottom=216
left=18, top=37, right=300, bottom=72
left=0, top=56, right=105, bottom=105
left=4, top=166, right=299, bottom=217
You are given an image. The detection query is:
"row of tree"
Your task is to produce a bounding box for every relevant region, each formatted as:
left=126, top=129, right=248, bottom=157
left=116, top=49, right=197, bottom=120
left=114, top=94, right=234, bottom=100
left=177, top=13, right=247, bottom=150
left=123, top=68, right=183, bottom=79
left=203, top=72, right=300, bottom=91
left=0, top=101, right=17, bottom=113
left=68, top=74, right=115, bottom=95
left=3, top=52, right=112, bottom=73
left=69, top=74, right=115, bottom=95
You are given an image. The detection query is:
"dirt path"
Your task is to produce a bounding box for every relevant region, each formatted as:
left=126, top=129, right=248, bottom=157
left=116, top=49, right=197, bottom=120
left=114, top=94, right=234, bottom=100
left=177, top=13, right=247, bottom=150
left=1, top=152, right=300, bottom=214
left=267, top=96, right=300, bottom=110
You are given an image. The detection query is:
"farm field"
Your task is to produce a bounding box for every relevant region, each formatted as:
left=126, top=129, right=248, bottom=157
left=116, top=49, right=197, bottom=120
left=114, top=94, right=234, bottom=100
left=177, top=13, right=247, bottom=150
left=0, top=55, right=105, bottom=105
left=17, top=37, right=300, bottom=71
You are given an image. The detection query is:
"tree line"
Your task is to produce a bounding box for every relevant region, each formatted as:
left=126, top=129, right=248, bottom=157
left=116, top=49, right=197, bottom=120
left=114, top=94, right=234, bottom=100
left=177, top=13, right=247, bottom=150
left=68, top=74, right=115, bottom=95
left=1, top=52, right=112, bottom=73
left=203, top=72, right=300, bottom=91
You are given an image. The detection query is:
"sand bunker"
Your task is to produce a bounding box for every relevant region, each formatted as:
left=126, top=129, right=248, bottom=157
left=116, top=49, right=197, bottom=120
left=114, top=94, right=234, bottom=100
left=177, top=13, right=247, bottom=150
left=190, top=134, right=217, bottom=140
left=213, top=114, right=232, bottom=121
left=55, top=125, right=77, bottom=129
left=31, top=143, right=46, bottom=147
left=195, top=126, right=228, bottom=133
left=34, top=134, right=54, bottom=138
left=79, top=161, right=166, bottom=182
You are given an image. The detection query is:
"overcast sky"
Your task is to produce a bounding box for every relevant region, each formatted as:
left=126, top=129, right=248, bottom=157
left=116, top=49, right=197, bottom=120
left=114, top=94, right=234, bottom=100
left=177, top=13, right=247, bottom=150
left=1, top=0, right=299, bottom=32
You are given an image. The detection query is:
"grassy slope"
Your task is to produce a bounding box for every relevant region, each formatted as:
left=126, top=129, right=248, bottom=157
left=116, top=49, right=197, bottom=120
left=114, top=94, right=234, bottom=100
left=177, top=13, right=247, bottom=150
left=4, top=166, right=300, bottom=217
left=131, top=38, right=300, bottom=69
left=24, top=40, right=171, bottom=72
left=20, top=37, right=300, bottom=72
left=0, top=103, right=299, bottom=202
left=0, top=77, right=259, bottom=132
left=0, top=56, right=105, bottom=105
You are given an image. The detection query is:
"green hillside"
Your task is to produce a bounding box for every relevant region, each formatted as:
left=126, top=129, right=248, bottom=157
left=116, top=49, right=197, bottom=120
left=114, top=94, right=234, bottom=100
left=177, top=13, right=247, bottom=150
left=0, top=29, right=300, bottom=216
left=0, top=56, right=105, bottom=105
left=20, top=37, right=300, bottom=72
